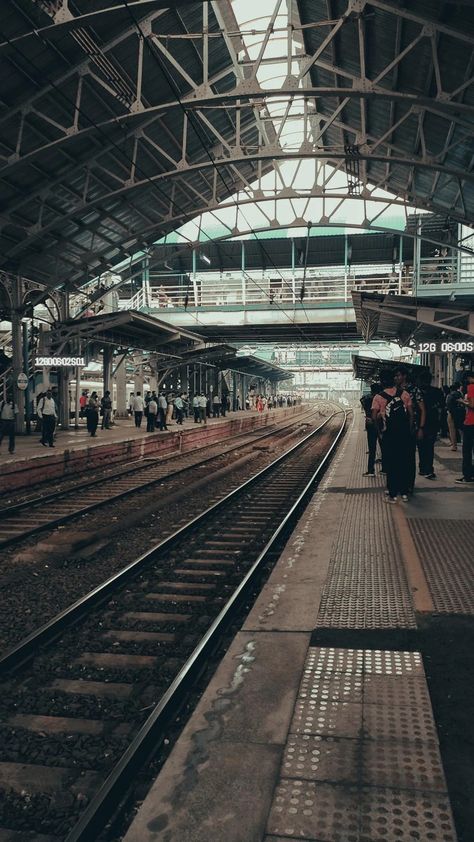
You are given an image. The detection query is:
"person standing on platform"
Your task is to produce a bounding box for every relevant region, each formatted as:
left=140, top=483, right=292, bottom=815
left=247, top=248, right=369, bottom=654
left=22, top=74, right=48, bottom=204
left=101, top=390, right=112, bottom=430
left=132, top=391, right=144, bottom=428
left=198, top=393, right=207, bottom=424
left=221, top=393, right=228, bottom=417
left=417, top=372, right=444, bottom=479
left=79, top=390, right=88, bottom=418
left=446, top=383, right=465, bottom=451
left=361, top=383, right=381, bottom=476
left=372, top=370, right=413, bottom=502
left=166, top=393, right=174, bottom=426
left=0, top=393, right=18, bottom=454
left=212, top=393, right=220, bottom=417
left=182, top=393, right=189, bottom=419
left=193, top=394, right=200, bottom=423
left=456, top=371, right=474, bottom=484
left=147, top=396, right=158, bottom=431
left=393, top=365, right=424, bottom=493
left=38, top=388, right=57, bottom=447
left=86, top=391, right=99, bottom=437
left=158, top=392, right=168, bottom=431
left=174, top=393, right=184, bottom=425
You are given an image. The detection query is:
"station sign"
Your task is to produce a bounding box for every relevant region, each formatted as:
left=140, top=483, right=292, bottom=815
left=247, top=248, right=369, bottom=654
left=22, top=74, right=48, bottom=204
left=17, top=372, right=28, bottom=390
left=35, top=356, right=85, bottom=367
left=416, top=341, right=474, bottom=354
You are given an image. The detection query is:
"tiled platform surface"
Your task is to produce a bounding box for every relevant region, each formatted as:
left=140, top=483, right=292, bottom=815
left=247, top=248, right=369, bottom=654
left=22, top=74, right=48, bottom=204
left=0, top=405, right=302, bottom=493
left=123, top=416, right=473, bottom=842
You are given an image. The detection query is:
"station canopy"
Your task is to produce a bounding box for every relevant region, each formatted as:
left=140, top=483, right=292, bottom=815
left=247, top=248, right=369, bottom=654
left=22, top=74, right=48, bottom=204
left=353, top=291, right=474, bottom=346
left=49, top=310, right=202, bottom=357
left=48, top=310, right=292, bottom=379
left=352, top=354, right=428, bottom=383
left=1, top=0, right=473, bottom=297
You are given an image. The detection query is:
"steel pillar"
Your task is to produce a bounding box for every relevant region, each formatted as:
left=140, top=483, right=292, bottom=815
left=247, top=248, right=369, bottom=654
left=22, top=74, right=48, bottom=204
left=114, top=353, right=128, bottom=417
left=11, top=300, right=25, bottom=434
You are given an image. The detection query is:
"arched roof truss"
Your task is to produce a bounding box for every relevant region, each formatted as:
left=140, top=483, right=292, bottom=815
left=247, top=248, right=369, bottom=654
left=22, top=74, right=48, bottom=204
left=0, top=0, right=472, bottom=291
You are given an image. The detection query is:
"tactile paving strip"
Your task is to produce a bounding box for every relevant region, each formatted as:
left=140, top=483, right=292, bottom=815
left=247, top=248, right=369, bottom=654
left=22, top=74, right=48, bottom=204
left=408, top=518, right=474, bottom=614
left=282, top=734, right=359, bottom=784
left=267, top=780, right=360, bottom=842
left=364, top=675, right=431, bottom=708
left=291, top=698, right=363, bottom=739
left=316, top=491, right=416, bottom=629
left=361, top=740, right=446, bottom=792
left=362, top=703, right=439, bottom=744
left=359, top=786, right=457, bottom=842
left=347, top=420, right=385, bottom=491
left=265, top=647, right=457, bottom=841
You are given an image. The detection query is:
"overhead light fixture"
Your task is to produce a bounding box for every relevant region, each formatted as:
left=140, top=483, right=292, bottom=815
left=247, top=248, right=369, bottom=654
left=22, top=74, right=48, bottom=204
left=164, top=262, right=172, bottom=271
left=200, top=252, right=211, bottom=266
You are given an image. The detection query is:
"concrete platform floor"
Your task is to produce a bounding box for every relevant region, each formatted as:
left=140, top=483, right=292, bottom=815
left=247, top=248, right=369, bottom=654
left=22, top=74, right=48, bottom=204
left=0, top=409, right=264, bottom=466
left=123, top=416, right=473, bottom=842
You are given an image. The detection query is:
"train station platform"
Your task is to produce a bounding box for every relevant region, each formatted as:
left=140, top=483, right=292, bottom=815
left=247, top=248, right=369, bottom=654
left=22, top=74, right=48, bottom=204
left=0, top=405, right=304, bottom=493
left=123, top=415, right=473, bottom=842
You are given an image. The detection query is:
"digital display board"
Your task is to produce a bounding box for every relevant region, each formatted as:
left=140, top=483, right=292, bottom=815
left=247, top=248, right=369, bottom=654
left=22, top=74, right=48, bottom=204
left=416, top=341, right=474, bottom=354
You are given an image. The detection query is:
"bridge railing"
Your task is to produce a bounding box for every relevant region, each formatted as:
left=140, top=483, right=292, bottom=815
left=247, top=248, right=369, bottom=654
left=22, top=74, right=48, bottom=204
left=119, top=270, right=412, bottom=311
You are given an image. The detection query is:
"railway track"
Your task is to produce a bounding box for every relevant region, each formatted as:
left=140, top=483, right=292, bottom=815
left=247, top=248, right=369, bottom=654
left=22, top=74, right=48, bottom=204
left=0, top=408, right=321, bottom=550
left=0, top=411, right=346, bottom=841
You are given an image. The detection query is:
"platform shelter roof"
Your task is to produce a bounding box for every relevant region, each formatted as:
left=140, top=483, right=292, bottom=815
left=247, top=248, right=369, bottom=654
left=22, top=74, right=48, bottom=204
left=49, top=310, right=203, bottom=357
left=179, top=342, right=292, bottom=381
left=352, top=291, right=474, bottom=346
left=352, top=354, right=428, bottom=384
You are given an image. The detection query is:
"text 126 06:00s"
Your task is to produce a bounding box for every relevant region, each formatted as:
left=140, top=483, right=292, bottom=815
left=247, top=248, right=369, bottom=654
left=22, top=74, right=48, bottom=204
left=417, top=341, right=474, bottom=354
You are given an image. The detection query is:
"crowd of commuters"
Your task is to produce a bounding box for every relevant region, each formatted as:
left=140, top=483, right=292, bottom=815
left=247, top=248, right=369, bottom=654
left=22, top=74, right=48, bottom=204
left=361, top=365, right=474, bottom=500
left=1, top=386, right=300, bottom=456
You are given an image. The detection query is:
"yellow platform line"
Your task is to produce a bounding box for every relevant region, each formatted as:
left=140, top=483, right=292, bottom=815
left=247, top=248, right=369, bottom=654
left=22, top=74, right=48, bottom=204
left=392, top=505, right=434, bottom=614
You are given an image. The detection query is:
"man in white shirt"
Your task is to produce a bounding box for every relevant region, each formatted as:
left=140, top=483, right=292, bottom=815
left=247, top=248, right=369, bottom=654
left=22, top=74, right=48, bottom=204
left=192, top=394, right=200, bottom=423
left=132, top=392, right=144, bottom=428
left=38, top=388, right=57, bottom=447
left=198, top=393, right=207, bottom=425
left=174, top=393, right=184, bottom=425
left=158, top=393, right=168, bottom=431
left=0, top=394, right=19, bottom=454
left=147, top=397, right=157, bottom=432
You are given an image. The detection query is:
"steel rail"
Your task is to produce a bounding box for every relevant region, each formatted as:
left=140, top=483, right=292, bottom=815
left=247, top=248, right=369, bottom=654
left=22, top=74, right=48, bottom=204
left=0, top=409, right=317, bottom=549
left=0, top=411, right=344, bottom=677
left=62, top=409, right=348, bottom=842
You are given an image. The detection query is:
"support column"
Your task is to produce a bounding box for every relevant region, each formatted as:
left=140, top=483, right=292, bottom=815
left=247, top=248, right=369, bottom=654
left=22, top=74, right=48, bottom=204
left=58, top=369, right=70, bottom=430
left=344, top=234, right=349, bottom=301
left=291, top=238, right=296, bottom=304
left=232, top=371, right=238, bottom=410
left=114, top=353, right=128, bottom=417
left=134, top=353, right=143, bottom=395
left=103, top=347, right=112, bottom=395
left=11, top=307, right=25, bottom=434
left=398, top=235, right=403, bottom=294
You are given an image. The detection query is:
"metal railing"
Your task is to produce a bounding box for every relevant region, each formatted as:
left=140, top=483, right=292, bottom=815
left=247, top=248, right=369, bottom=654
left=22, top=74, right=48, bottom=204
left=418, top=256, right=457, bottom=286
left=118, top=268, right=412, bottom=312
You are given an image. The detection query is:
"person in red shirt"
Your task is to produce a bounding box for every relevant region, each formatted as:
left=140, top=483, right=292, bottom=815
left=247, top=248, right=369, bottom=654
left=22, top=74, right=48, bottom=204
left=456, top=371, right=474, bottom=484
